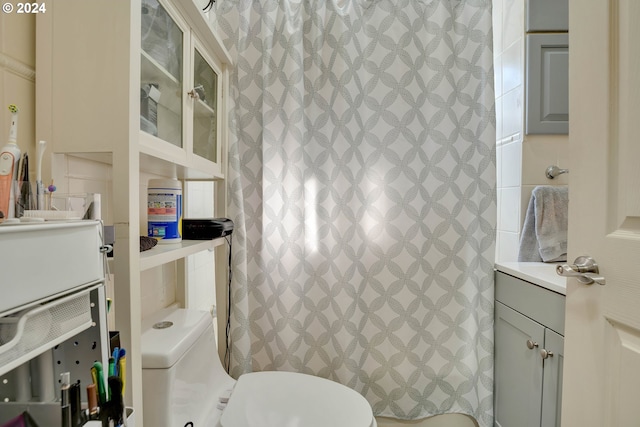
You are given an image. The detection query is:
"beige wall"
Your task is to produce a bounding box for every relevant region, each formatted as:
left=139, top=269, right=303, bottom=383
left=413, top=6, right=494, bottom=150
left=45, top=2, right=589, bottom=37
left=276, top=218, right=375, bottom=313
left=0, top=13, right=36, bottom=180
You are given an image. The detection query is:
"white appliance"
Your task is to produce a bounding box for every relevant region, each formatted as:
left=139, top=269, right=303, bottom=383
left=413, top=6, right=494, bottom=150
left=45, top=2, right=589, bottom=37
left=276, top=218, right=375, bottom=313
left=141, top=307, right=377, bottom=427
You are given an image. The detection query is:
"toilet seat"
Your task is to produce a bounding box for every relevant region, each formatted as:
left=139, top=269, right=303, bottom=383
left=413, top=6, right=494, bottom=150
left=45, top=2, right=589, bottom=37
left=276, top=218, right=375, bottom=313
left=221, top=371, right=375, bottom=427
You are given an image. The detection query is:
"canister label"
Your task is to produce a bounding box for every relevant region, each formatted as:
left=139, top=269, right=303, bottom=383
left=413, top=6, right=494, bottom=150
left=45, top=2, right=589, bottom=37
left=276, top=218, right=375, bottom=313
left=148, top=192, right=182, bottom=241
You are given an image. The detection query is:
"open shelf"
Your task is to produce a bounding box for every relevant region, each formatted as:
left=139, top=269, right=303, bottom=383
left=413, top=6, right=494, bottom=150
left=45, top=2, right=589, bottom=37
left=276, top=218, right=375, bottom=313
left=139, top=238, right=226, bottom=271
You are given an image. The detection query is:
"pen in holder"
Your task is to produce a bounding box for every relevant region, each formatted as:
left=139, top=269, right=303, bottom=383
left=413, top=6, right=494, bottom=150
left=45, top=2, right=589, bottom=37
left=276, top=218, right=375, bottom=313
left=99, top=376, right=124, bottom=427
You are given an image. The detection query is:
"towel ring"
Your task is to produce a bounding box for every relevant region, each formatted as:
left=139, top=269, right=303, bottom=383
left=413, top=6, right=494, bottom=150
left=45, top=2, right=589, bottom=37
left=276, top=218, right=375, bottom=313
left=545, top=165, right=569, bottom=179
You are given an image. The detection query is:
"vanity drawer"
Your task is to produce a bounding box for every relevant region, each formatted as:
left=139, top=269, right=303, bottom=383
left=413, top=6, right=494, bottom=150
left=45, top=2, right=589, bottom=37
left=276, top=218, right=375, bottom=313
left=495, top=271, right=565, bottom=335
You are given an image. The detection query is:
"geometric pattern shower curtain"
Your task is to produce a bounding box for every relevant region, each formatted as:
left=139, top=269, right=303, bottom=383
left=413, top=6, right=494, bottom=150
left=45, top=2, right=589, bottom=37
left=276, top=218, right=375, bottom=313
left=208, top=0, right=496, bottom=425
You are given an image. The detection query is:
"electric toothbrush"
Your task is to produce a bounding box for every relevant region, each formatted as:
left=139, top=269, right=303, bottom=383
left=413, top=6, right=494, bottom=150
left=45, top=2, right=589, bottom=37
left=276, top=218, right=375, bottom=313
left=0, top=105, right=22, bottom=219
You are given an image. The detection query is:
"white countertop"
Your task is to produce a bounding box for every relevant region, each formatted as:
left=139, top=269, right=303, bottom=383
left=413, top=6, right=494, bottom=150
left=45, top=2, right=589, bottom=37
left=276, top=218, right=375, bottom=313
left=495, top=261, right=567, bottom=295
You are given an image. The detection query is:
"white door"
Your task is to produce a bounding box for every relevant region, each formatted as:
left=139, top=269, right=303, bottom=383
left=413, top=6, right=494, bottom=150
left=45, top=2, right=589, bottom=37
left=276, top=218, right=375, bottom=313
left=562, top=1, right=640, bottom=426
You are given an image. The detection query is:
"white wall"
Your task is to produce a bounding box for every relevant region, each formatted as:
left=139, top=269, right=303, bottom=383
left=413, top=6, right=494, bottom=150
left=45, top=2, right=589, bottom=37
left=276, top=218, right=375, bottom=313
left=493, top=0, right=569, bottom=263
left=183, top=180, right=217, bottom=313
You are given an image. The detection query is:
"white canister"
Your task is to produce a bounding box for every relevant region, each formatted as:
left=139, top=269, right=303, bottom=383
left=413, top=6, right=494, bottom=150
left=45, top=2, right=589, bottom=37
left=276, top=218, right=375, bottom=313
left=147, top=179, right=182, bottom=243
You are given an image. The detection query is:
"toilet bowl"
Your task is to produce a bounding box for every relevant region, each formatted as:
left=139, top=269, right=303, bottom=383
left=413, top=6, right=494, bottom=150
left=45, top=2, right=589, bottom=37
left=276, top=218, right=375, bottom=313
left=141, top=307, right=377, bottom=427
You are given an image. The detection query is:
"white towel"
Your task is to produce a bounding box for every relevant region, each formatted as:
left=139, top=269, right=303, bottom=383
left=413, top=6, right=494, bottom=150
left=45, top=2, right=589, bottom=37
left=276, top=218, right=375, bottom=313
left=518, top=186, right=568, bottom=262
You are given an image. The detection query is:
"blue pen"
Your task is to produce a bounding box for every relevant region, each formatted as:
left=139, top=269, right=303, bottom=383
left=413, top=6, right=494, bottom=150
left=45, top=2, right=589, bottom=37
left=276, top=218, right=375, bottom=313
left=112, top=347, right=120, bottom=376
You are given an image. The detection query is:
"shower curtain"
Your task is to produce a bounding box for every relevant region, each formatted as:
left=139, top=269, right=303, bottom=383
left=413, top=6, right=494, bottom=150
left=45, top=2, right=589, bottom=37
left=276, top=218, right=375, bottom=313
left=208, top=0, right=496, bottom=424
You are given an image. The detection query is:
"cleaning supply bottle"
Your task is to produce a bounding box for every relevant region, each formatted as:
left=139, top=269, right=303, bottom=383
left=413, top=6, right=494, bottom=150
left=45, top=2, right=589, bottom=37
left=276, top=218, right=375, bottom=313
left=0, top=105, right=21, bottom=219
left=147, top=179, right=182, bottom=243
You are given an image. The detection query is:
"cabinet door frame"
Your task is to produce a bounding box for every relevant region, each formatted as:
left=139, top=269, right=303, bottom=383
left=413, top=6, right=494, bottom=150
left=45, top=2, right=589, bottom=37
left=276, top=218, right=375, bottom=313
left=139, top=0, right=191, bottom=166
left=541, top=329, right=564, bottom=427
left=187, top=35, right=225, bottom=178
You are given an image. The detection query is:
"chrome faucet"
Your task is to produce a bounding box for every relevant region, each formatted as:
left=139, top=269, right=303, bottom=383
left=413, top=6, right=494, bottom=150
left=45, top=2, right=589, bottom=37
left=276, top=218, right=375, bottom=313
left=545, top=165, right=569, bottom=179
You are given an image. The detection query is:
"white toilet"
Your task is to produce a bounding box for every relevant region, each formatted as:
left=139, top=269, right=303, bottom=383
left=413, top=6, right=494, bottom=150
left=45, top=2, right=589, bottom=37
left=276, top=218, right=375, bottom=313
left=141, top=307, right=377, bottom=427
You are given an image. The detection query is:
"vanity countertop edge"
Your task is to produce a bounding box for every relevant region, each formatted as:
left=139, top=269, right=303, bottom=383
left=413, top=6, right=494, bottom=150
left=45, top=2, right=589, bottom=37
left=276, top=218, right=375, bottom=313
left=495, top=261, right=567, bottom=295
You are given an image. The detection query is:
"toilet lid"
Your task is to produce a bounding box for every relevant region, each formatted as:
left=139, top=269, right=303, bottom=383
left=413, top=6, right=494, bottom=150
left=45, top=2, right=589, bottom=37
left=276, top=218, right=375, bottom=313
left=220, top=371, right=373, bottom=427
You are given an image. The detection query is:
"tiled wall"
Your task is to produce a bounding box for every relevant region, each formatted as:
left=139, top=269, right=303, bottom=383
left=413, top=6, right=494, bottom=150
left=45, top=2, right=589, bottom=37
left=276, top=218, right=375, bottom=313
left=493, top=0, right=569, bottom=263
left=184, top=180, right=217, bottom=313
left=494, top=0, right=525, bottom=262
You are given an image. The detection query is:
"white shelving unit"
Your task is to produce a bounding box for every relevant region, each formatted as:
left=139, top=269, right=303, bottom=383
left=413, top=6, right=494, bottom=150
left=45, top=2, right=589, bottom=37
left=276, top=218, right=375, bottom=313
left=36, top=1, right=232, bottom=424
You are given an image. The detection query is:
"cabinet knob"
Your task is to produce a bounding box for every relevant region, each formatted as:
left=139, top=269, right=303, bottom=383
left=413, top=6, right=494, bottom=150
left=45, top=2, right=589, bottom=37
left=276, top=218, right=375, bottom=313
left=526, top=340, right=539, bottom=350
left=540, top=349, right=554, bottom=359
left=187, top=89, right=200, bottom=100
left=187, top=85, right=205, bottom=101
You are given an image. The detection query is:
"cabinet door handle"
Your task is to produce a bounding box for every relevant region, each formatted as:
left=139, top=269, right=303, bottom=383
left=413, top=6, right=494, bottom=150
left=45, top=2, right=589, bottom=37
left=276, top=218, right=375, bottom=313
left=540, top=349, right=554, bottom=359
left=526, top=340, right=539, bottom=350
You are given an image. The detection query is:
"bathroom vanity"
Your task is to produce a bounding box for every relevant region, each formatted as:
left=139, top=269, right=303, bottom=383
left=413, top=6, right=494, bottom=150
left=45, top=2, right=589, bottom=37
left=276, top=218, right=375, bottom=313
left=493, top=264, right=566, bottom=427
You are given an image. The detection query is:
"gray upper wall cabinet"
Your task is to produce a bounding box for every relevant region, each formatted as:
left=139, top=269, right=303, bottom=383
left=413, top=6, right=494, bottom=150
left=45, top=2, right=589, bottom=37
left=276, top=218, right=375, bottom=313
left=526, top=33, right=569, bottom=135
left=527, top=0, right=569, bottom=32
left=525, top=0, right=569, bottom=135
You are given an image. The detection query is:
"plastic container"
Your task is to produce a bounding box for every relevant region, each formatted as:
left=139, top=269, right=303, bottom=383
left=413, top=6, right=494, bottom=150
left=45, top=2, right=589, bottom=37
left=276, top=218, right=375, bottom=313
left=147, top=179, right=182, bottom=243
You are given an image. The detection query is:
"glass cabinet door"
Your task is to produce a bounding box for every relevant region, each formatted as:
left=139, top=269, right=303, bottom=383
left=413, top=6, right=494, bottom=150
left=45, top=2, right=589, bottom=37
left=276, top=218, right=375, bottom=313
left=140, top=0, right=183, bottom=148
left=192, top=49, right=218, bottom=163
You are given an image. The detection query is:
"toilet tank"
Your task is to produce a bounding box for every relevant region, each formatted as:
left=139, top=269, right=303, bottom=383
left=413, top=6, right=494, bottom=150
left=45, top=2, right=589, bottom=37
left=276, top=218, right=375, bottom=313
left=141, top=307, right=236, bottom=427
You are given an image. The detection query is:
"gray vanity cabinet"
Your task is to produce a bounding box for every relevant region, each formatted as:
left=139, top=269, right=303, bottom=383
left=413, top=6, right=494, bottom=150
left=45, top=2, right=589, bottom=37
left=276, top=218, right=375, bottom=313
left=494, top=271, right=565, bottom=427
